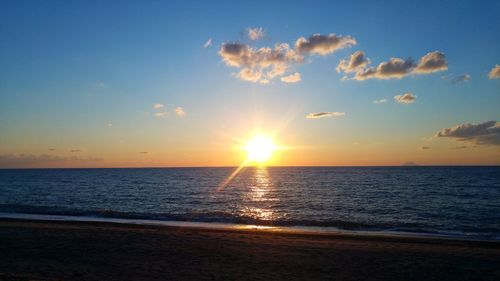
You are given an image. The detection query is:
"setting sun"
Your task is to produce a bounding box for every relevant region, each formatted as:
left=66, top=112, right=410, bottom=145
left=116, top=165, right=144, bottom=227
left=244, top=135, right=276, bottom=163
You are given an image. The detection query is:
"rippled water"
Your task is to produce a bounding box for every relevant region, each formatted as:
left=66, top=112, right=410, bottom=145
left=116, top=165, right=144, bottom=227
left=0, top=166, right=499, bottom=239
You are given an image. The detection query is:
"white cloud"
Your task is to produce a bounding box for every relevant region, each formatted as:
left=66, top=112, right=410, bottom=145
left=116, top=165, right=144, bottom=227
left=175, top=107, right=186, bottom=117
left=372, top=98, right=387, bottom=104
left=394, top=93, right=416, bottom=104
left=204, top=38, right=212, bottom=48
left=488, top=65, right=500, bottom=79
left=280, top=73, right=301, bottom=83
left=219, top=42, right=303, bottom=84
left=153, top=103, right=164, bottom=109
left=155, top=112, right=167, bottom=117
left=306, top=111, right=345, bottom=119
left=247, top=27, right=265, bottom=41
left=219, top=32, right=355, bottom=84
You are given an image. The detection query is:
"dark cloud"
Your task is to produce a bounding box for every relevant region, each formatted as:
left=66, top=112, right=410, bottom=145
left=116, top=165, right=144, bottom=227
left=336, top=51, right=370, bottom=73
left=295, top=34, right=356, bottom=55
left=70, top=150, right=81, bottom=153
left=339, top=51, right=448, bottom=80
left=306, top=112, right=345, bottom=119
left=0, top=154, right=103, bottom=168
left=419, top=146, right=431, bottom=150
left=139, top=151, right=148, bottom=154
left=436, top=120, right=500, bottom=145
left=394, top=93, right=416, bottom=104
left=414, top=51, right=448, bottom=74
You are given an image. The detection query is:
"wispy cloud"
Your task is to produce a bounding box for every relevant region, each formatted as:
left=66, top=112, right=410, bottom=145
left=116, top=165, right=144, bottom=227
left=436, top=120, right=500, bottom=145
left=306, top=111, right=345, bottom=119
left=153, top=103, right=164, bottom=109
left=280, top=73, right=301, bottom=83
left=451, top=74, right=471, bottom=84
left=203, top=38, right=212, bottom=48
left=154, top=112, right=167, bottom=117
left=394, top=93, right=416, bottom=104
left=419, top=146, right=431, bottom=150
left=247, top=27, right=265, bottom=41
left=372, top=98, right=387, bottom=104
left=488, top=65, right=500, bottom=79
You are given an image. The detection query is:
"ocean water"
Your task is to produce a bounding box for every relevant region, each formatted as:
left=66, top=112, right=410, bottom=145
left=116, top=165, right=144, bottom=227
left=0, top=166, right=499, bottom=240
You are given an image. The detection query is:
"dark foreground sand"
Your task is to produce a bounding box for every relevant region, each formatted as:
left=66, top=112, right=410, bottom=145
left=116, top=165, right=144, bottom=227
left=0, top=219, right=499, bottom=281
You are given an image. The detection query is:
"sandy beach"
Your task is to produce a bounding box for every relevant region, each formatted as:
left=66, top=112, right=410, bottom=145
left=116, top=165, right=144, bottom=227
left=0, top=219, right=499, bottom=281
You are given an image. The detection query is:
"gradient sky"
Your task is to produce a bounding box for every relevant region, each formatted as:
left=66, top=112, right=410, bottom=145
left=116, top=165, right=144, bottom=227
left=0, top=0, right=499, bottom=168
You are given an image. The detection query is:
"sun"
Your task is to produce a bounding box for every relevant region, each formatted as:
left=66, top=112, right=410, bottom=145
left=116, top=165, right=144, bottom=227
left=244, top=134, right=276, bottom=164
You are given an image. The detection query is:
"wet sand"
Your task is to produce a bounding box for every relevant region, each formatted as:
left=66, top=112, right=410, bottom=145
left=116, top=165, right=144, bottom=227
left=0, top=219, right=499, bottom=281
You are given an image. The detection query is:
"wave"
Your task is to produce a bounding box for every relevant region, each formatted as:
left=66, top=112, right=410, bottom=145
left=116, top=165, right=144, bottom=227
left=1, top=204, right=498, bottom=240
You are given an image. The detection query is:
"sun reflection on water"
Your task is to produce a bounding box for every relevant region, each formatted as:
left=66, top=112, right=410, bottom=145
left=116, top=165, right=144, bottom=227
left=239, top=167, right=281, bottom=222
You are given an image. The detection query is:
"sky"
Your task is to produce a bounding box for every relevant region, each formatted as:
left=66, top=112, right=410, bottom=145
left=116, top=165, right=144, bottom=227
left=0, top=0, right=499, bottom=168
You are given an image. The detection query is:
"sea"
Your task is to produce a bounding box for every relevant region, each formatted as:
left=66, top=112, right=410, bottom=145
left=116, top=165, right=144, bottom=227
left=0, top=166, right=499, bottom=240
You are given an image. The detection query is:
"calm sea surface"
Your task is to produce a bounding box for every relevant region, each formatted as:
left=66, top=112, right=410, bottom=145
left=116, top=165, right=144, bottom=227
left=0, top=166, right=499, bottom=239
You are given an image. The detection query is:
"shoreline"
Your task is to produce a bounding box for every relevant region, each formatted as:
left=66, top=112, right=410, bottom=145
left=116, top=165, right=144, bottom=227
left=0, top=212, right=497, bottom=243
left=1, top=218, right=499, bottom=280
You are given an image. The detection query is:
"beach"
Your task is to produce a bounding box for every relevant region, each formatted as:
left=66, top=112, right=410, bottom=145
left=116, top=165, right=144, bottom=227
left=1, top=219, right=499, bottom=281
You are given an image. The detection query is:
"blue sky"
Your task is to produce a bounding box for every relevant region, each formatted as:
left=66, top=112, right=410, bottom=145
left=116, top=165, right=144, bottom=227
left=0, top=0, right=499, bottom=167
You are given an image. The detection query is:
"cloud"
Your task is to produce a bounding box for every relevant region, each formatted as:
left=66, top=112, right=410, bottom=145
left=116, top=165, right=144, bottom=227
left=0, top=154, right=103, bottom=168
left=153, top=103, right=164, bottom=109
left=336, top=51, right=370, bottom=73
left=306, top=111, right=345, bottom=119
left=295, top=34, right=356, bottom=55
left=355, top=57, right=415, bottom=80
left=394, top=93, right=416, bottom=104
left=219, top=42, right=303, bottom=84
left=139, top=151, right=148, bottom=154
left=70, top=149, right=82, bottom=153
left=247, top=27, right=265, bottom=41
left=175, top=107, right=186, bottom=116
left=204, top=38, right=212, bottom=48
left=488, top=65, right=500, bottom=79
left=414, top=51, right=448, bottom=74
left=339, top=51, right=448, bottom=80
left=48, top=148, right=56, bottom=151
left=436, top=120, right=500, bottom=145
left=154, top=112, right=167, bottom=117
left=372, top=98, right=387, bottom=104
left=419, top=146, right=431, bottom=150
left=280, top=73, right=301, bottom=83
left=219, top=32, right=355, bottom=83
left=451, top=74, right=471, bottom=84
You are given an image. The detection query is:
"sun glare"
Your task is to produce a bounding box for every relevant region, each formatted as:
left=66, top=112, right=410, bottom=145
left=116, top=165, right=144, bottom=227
left=244, top=135, right=276, bottom=164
